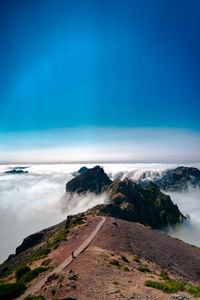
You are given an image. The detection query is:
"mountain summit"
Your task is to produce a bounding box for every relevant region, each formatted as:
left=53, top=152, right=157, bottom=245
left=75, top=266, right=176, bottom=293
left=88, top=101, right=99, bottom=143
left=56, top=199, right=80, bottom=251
left=66, top=166, right=184, bottom=228
left=66, top=165, right=112, bottom=194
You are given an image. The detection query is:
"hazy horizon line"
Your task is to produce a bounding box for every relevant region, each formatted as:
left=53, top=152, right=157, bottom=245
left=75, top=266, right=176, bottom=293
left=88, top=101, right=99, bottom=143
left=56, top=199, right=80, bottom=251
left=0, top=160, right=200, bottom=165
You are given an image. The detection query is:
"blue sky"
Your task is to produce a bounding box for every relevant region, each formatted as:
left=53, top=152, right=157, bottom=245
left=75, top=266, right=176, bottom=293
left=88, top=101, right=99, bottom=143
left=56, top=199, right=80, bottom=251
left=0, top=0, right=200, bottom=162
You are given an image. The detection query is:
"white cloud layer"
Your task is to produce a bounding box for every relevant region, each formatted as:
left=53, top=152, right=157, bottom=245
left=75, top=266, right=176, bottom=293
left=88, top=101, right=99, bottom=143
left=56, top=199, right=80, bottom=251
left=0, top=163, right=200, bottom=264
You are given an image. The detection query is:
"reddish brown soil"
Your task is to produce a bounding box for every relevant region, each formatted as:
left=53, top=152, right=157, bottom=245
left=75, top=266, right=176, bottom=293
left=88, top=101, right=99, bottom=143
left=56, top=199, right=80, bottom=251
left=34, top=216, right=200, bottom=299
left=91, top=217, right=200, bottom=283
left=50, top=216, right=101, bottom=267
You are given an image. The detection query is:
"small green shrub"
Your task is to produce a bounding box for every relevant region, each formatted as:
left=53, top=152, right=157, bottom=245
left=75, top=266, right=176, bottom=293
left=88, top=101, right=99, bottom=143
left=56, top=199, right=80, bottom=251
left=112, top=281, right=119, bottom=285
left=0, top=268, right=12, bottom=279
left=121, top=255, right=129, bottom=263
left=137, top=267, right=150, bottom=273
left=109, top=259, right=121, bottom=267
left=144, top=279, right=186, bottom=293
left=50, top=229, right=67, bottom=246
left=123, top=267, right=129, bottom=272
left=188, top=285, right=200, bottom=298
left=46, top=273, right=59, bottom=283
left=159, top=270, right=170, bottom=280
left=133, top=255, right=141, bottom=263
left=111, top=253, right=115, bottom=256
left=33, top=248, right=51, bottom=260
left=21, top=267, right=47, bottom=282
left=73, top=215, right=86, bottom=225
left=97, top=211, right=108, bottom=216
left=16, top=266, right=31, bottom=281
left=0, top=281, right=27, bottom=300
left=41, top=259, right=51, bottom=266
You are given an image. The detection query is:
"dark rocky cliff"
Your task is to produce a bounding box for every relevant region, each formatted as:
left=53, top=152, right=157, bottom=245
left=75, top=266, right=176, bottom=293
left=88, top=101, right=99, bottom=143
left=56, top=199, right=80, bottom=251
left=158, top=166, right=200, bottom=191
left=99, top=178, right=184, bottom=228
left=66, top=166, right=184, bottom=228
left=66, top=165, right=112, bottom=194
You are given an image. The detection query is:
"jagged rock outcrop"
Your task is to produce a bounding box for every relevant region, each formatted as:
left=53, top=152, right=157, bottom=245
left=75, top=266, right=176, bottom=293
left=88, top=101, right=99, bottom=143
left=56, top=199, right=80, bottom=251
left=158, top=166, right=200, bottom=191
left=140, top=180, right=159, bottom=189
left=66, top=166, right=184, bottom=228
left=15, top=232, right=45, bottom=255
left=66, top=166, right=112, bottom=194
left=98, top=178, right=184, bottom=228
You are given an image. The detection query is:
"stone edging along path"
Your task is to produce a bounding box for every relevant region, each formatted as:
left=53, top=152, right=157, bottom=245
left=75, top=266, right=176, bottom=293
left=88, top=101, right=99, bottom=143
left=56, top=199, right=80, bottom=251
left=18, top=217, right=106, bottom=300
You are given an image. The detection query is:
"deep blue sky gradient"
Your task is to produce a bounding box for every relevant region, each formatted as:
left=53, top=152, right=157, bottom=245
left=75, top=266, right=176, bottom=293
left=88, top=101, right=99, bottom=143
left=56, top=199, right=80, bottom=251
left=0, top=0, right=200, bottom=132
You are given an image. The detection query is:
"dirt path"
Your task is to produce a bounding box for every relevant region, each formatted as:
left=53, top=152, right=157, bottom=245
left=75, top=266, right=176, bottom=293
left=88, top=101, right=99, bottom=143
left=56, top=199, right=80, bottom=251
left=18, top=217, right=106, bottom=300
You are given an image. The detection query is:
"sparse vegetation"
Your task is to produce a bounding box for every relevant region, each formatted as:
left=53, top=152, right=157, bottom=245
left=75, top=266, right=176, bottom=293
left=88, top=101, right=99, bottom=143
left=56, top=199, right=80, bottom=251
left=109, top=259, right=121, bottom=267
left=0, top=268, right=12, bottom=279
left=33, top=248, right=51, bottom=260
left=46, top=273, right=59, bottom=283
left=123, top=266, right=129, bottom=272
left=188, top=285, right=200, bottom=298
left=144, top=279, right=186, bottom=293
left=121, top=255, right=129, bottom=263
left=137, top=266, right=150, bottom=273
left=112, top=281, right=119, bottom=285
left=159, top=270, right=170, bottom=280
left=16, top=266, right=31, bottom=281
left=41, top=258, right=51, bottom=267
left=97, top=211, right=108, bottom=216
left=21, top=267, right=47, bottom=283
left=0, top=281, right=27, bottom=300
left=133, top=255, right=141, bottom=263
left=29, top=228, right=68, bottom=263
left=50, top=229, right=67, bottom=246
left=73, top=214, right=86, bottom=225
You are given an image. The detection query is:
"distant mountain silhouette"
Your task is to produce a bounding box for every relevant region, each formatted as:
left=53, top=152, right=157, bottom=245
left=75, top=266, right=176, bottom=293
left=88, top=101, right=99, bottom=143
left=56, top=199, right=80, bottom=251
left=158, top=166, right=200, bottom=191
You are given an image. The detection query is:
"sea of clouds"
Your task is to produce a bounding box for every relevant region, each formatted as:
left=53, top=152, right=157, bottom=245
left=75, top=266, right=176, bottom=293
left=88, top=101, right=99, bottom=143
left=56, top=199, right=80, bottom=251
left=0, top=162, right=200, bottom=263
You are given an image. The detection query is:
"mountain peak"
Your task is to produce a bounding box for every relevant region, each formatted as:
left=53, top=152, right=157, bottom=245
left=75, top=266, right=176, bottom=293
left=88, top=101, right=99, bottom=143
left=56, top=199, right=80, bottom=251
left=66, top=165, right=112, bottom=194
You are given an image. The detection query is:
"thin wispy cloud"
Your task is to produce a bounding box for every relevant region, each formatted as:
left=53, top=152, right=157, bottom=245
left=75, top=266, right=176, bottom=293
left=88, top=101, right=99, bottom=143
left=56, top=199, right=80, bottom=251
left=0, top=127, right=200, bottom=163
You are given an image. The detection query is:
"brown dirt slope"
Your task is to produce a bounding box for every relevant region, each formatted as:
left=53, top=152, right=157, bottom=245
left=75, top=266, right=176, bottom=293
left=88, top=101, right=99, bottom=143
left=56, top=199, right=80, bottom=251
left=92, top=217, right=200, bottom=282
left=32, top=216, right=200, bottom=300
left=2, top=215, right=200, bottom=300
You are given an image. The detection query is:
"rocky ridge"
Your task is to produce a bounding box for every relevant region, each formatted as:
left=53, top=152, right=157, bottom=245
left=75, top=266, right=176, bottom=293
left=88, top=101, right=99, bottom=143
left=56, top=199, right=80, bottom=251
left=66, top=166, right=184, bottom=228
left=157, top=166, right=200, bottom=191
left=66, top=165, right=112, bottom=194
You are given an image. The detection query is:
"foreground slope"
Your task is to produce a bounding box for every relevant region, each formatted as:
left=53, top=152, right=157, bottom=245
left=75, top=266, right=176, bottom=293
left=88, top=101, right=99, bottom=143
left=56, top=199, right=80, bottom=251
left=1, top=215, right=200, bottom=299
